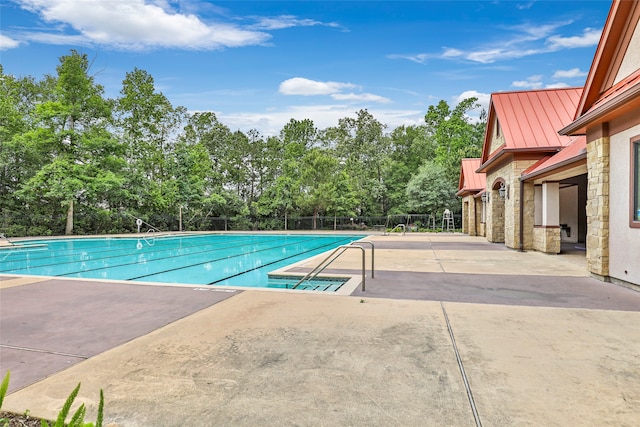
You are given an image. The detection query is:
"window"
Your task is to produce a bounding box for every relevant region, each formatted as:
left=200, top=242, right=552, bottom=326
left=633, top=137, right=640, bottom=226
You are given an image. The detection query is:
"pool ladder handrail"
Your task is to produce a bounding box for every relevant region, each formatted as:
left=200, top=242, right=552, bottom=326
left=292, top=241, right=374, bottom=292
left=384, top=224, right=406, bottom=235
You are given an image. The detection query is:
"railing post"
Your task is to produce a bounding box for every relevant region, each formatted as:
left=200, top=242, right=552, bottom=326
left=361, top=245, right=366, bottom=292
left=351, top=240, right=374, bottom=279
left=294, top=245, right=367, bottom=291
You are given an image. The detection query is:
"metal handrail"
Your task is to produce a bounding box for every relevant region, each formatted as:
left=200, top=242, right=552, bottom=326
left=125, top=212, right=162, bottom=233
left=349, top=240, right=374, bottom=279
left=293, top=245, right=367, bottom=291
left=292, top=246, right=348, bottom=289
left=386, top=224, right=406, bottom=235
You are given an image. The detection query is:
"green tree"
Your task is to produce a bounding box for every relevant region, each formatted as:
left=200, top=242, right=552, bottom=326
left=299, top=147, right=338, bottom=229
left=166, top=141, right=225, bottom=230
left=425, top=98, right=485, bottom=184
left=406, top=161, right=457, bottom=217
left=382, top=124, right=434, bottom=214
left=327, top=109, right=389, bottom=216
left=116, top=68, right=186, bottom=217
left=0, top=68, right=35, bottom=216
left=16, top=50, right=123, bottom=235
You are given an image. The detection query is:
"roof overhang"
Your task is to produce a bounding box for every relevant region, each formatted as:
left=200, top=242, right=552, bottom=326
left=456, top=188, right=483, bottom=197
left=521, top=153, right=587, bottom=183
left=477, top=147, right=562, bottom=173
left=560, top=80, right=640, bottom=135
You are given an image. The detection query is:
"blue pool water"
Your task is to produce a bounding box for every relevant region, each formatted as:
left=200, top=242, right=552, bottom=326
left=0, top=234, right=362, bottom=290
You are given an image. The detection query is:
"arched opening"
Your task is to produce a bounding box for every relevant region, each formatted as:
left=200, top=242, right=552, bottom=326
left=488, top=178, right=506, bottom=243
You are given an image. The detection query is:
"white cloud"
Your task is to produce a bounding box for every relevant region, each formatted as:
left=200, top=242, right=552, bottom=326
left=279, top=77, right=391, bottom=106
left=442, top=48, right=464, bottom=58
left=279, top=77, right=391, bottom=105
left=516, top=2, right=535, bottom=10
left=512, top=75, right=544, bottom=89
left=20, top=32, right=91, bottom=46
left=386, top=53, right=430, bottom=64
left=250, top=15, right=342, bottom=31
left=545, top=82, right=570, bottom=89
left=331, top=92, right=391, bottom=103
left=15, top=0, right=270, bottom=50
left=391, top=21, right=602, bottom=65
left=455, top=90, right=490, bottom=113
left=214, top=104, right=423, bottom=136
left=0, top=34, right=21, bottom=50
left=279, top=77, right=356, bottom=96
left=552, top=68, right=587, bottom=79
left=547, top=28, right=602, bottom=49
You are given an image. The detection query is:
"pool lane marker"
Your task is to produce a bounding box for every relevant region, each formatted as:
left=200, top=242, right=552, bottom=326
left=441, top=302, right=482, bottom=427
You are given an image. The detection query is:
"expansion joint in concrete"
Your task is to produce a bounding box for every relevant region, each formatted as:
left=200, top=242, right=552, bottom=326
left=440, top=302, right=482, bottom=427
left=0, top=344, right=87, bottom=359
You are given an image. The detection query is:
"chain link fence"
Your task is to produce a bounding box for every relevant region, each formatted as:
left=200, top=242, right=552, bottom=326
left=0, top=212, right=461, bottom=237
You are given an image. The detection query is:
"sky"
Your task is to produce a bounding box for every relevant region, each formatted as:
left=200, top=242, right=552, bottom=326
left=0, top=0, right=612, bottom=136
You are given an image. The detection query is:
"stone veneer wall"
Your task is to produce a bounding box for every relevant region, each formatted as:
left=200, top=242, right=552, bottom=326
left=461, top=198, right=469, bottom=234
left=586, top=136, right=610, bottom=277
left=521, top=180, right=535, bottom=250
left=487, top=193, right=505, bottom=242
left=468, top=196, right=477, bottom=236
left=485, top=160, right=537, bottom=249
left=533, top=227, right=561, bottom=253
left=474, top=198, right=485, bottom=237
left=461, top=195, right=481, bottom=236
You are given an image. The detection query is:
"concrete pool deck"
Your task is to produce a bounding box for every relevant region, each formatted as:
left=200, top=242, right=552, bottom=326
left=1, top=233, right=640, bottom=426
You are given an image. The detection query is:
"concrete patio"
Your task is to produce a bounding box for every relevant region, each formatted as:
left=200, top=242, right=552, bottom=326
left=1, top=233, right=639, bottom=426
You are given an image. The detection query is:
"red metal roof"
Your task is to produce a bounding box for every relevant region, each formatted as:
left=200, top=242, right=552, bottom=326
left=492, top=87, right=583, bottom=151
left=589, top=68, right=640, bottom=112
left=479, top=88, right=584, bottom=171
left=456, top=158, right=486, bottom=196
left=520, top=136, right=587, bottom=180
left=562, top=1, right=640, bottom=135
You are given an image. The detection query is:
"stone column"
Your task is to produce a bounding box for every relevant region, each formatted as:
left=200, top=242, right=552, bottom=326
left=586, top=134, right=610, bottom=278
left=469, top=197, right=477, bottom=236
left=462, top=199, right=469, bottom=234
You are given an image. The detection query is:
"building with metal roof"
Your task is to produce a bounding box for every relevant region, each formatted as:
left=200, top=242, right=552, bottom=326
left=559, top=0, right=640, bottom=290
left=459, top=0, right=640, bottom=290
left=476, top=87, right=586, bottom=253
left=456, top=158, right=486, bottom=236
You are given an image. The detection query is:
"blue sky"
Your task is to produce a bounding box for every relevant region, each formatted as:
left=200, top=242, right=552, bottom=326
left=1, top=0, right=611, bottom=135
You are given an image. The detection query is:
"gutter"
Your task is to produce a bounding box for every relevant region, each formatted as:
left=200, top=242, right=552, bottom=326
left=477, top=146, right=564, bottom=173
left=560, top=81, right=640, bottom=135
left=520, top=152, right=587, bottom=182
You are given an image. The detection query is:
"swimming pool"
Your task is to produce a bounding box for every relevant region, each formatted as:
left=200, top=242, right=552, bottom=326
left=0, top=234, right=364, bottom=291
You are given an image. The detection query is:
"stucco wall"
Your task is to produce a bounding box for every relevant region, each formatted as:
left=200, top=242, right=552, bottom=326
left=615, top=18, right=640, bottom=84
left=559, top=185, right=579, bottom=243
left=608, top=124, right=640, bottom=286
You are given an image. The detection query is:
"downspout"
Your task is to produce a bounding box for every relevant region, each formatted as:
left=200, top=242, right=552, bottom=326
left=474, top=198, right=478, bottom=236
left=518, top=177, right=525, bottom=252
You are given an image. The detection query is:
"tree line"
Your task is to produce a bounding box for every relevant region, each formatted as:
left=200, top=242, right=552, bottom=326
left=0, top=50, right=485, bottom=236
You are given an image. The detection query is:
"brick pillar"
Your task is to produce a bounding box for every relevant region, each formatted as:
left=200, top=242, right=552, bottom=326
left=586, top=135, right=610, bottom=277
